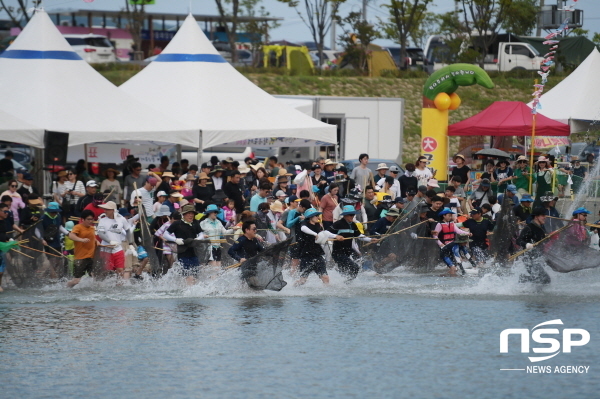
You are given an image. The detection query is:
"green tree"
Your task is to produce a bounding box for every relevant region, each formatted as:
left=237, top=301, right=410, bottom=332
left=0, top=0, right=40, bottom=28
left=456, top=0, right=513, bottom=67
left=277, top=0, right=347, bottom=65
left=215, top=0, right=241, bottom=63
left=432, top=11, right=472, bottom=64
left=410, top=11, right=438, bottom=49
left=592, top=32, right=600, bottom=46
left=124, top=0, right=146, bottom=60
left=338, top=11, right=381, bottom=72
left=570, top=28, right=589, bottom=37
left=239, top=0, right=280, bottom=66
left=502, top=0, right=538, bottom=36
left=380, top=0, right=433, bottom=69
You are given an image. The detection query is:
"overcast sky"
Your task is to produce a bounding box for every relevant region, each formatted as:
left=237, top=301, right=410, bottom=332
left=5, top=0, right=600, bottom=47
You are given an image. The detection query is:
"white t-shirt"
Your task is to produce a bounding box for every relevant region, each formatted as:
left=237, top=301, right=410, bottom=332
left=54, top=180, right=85, bottom=205
left=97, top=213, right=131, bottom=253
left=130, top=187, right=154, bottom=217
left=413, top=168, right=433, bottom=188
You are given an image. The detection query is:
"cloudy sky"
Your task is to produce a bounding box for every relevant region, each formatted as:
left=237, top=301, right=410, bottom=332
left=5, top=0, right=600, bottom=47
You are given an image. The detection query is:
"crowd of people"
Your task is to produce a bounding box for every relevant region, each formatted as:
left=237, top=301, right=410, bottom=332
left=0, top=149, right=598, bottom=291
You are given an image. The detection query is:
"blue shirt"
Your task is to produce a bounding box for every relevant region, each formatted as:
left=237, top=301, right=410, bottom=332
left=250, top=194, right=267, bottom=212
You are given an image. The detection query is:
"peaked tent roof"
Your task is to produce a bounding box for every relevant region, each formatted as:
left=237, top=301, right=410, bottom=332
left=120, top=14, right=336, bottom=148
left=527, top=48, right=600, bottom=133
left=449, top=101, right=569, bottom=137
left=0, top=10, right=198, bottom=147
left=0, top=108, right=44, bottom=148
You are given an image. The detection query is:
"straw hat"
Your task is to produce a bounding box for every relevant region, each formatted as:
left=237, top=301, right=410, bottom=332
left=185, top=174, right=197, bottom=181
left=180, top=204, right=197, bottom=214
left=453, top=154, right=465, bottom=162
left=278, top=168, right=293, bottom=176
left=324, top=159, right=335, bottom=167
left=537, top=156, right=549, bottom=163
left=376, top=163, right=389, bottom=171
left=270, top=200, right=284, bottom=213
left=238, top=165, right=251, bottom=174
left=197, top=172, right=210, bottom=180
left=57, top=170, right=67, bottom=178
left=28, top=197, right=43, bottom=206
left=251, top=162, right=265, bottom=171
left=98, top=201, right=117, bottom=210
left=162, top=171, right=175, bottom=179
left=516, top=155, right=528, bottom=162
left=103, top=168, right=120, bottom=177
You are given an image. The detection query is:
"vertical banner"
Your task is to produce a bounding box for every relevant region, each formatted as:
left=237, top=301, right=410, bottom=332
left=421, top=108, right=448, bottom=181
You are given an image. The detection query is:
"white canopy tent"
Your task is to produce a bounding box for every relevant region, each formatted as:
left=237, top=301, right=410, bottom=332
left=120, top=14, right=336, bottom=150
left=0, top=108, right=44, bottom=148
left=528, top=48, right=600, bottom=133
left=0, top=10, right=199, bottom=148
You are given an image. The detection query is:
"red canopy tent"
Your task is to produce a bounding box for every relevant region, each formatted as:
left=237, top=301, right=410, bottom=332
left=448, top=101, right=570, bottom=137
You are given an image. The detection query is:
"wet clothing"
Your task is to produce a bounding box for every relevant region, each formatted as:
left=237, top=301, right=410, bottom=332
left=433, top=222, right=469, bottom=247
left=514, top=205, right=533, bottom=223
left=228, top=235, right=264, bottom=262
left=41, top=212, right=64, bottom=249
left=462, top=218, right=494, bottom=249
left=167, top=220, right=203, bottom=259
left=370, top=216, right=394, bottom=236
left=298, top=222, right=326, bottom=258
left=517, top=221, right=550, bottom=284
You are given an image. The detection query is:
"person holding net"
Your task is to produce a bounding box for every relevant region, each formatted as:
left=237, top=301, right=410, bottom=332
left=432, top=208, right=472, bottom=275
left=329, top=205, right=379, bottom=281
left=516, top=207, right=551, bottom=284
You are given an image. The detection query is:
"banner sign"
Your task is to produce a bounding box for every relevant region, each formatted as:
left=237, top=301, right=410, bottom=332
left=533, top=136, right=570, bottom=148
left=68, top=143, right=178, bottom=166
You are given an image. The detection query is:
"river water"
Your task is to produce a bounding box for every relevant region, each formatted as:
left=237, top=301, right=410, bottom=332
left=1, top=264, right=599, bottom=398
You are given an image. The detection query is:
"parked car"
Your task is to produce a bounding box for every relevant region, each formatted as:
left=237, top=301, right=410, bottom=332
left=63, top=34, right=117, bottom=63
left=340, top=159, right=404, bottom=177
left=309, top=50, right=341, bottom=68
left=386, top=47, right=425, bottom=70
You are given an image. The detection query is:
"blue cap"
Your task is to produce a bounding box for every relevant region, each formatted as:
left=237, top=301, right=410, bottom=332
left=288, top=195, right=298, bottom=203
left=205, top=204, right=219, bottom=213
left=44, top=202, right=62, bottom=213
left=520, top=194, right=534, bottom=203
left=395, top=197, right=406, bottom=204
left=118, top=208, right=130, bottom=217
left=65, top=221, right=75, bottom=231
left=438, top=207, right=456, bottom=216
left=341, top=205, right=358, bottom=216
left=22, top=172, right=33, bottom=180
left=573, top=207, right=591, bottom=216
left=507, top=184, right=517, bottom=194
left=304, top=208, right=321, bottom=219
left=290, top=184, right=297, bottom=189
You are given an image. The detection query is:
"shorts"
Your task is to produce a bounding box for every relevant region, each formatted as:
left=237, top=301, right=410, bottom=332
left=179, top=256, right=200, bottom=277
left=289, top=243, right=301, bottom=259
left=299, top=255, right=327, bottom=279
left=101, top=250, right=125, bottom=271
left=211, top=247, right=222, bottom=262
left=332, top=253, right=360, bottom=280
left=0, top=252, right=5, bottom=273
left=73, top=258, right=94, bottom=279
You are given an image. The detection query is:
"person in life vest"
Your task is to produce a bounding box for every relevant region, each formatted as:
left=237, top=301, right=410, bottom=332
left=432, top=208, right=472, bottom=275
left=516, top=207, right=551, bottom=284
left=329, top=205, right=379, bottom=281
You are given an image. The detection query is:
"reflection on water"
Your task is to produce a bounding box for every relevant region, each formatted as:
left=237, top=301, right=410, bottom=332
left=1, top=266, right=600, bottom=398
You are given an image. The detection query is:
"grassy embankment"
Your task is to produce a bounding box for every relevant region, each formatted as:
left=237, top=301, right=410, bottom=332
left=95, top=64, right=569, bottom=163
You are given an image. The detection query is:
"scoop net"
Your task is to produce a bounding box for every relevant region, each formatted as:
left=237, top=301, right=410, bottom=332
left=240, top=238, right=290, bottom=291
left=541, top=220, right=600, bottom=273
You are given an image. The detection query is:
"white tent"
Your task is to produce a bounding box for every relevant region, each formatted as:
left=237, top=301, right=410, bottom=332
left=0, top=108, right=44, bottom=147
left=0, top=10, right=199, bottom=147
left=120, top=14, right=336, bottom=149
left=529, top=48, right=600, bottom=133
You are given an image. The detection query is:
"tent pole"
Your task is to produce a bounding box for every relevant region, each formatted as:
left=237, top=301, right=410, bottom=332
left=196, top=130, right=203, bottom=167
left=529, top=113, right=537, bottom=194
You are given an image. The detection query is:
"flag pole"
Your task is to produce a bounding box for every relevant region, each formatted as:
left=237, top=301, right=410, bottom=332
left=529, top=79, right=538, bottom=194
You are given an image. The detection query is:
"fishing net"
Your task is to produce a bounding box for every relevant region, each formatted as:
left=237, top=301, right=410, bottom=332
left=6, top=225, right=45, bottom=287
left=541, top=221, right=600, bottom=273
left=489, top=195, right=519, bottom=264
left=371, top=211, right=439, bottom=274
left=175, top=239, right=212, bottom=265
left=137, top=211, right=162, bottom=275
left=240, top=238, right=290, bottom=291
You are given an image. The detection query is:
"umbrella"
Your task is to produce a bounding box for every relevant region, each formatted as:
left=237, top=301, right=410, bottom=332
left=475, top=148, right=511, bottom=158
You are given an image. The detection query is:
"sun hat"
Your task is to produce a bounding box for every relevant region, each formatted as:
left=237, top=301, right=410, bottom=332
left=169, top=192, right=184, bottom=198
left=341, top=205, right=358, bottom=216
left=304, top=208, right=322, bottom=219
left=28, top=197, right=43, bottom=206
left=438, top=208, right=456, bottom=216
left=324, top=159, right=335, bottom=166
left=86, top=180, right=98, bottom=187
left=453, top=154, right=466, bottom=162
left=277, top=175, right=289, bottom=183
left=427, top=178, right=439, bottom=188
left=275, top=190, right=287, bottom=197
left=185, top=174, right=197, bottom=181
left=157, top=190, right=168, bottom=197
left=98, top=201, right=117, bottom=210
left=44, top=202, right=62, bottom=213
left=270, top=201, right=284, bottom=213
left=57, top=170, right=68, bottom=178
left=224, top=157, right=234, bottom=163
left=497, top=158, right=510, bottom=166
left=161, top=171, right=175, bottom=179
left=386, top=208, right=400, bottom=217
left=180, top=204, right=197, bottom=214
left=155, top=204, right=171, bottom=217
left=516, top=155, right=528, bottom=162
left=278, top=168, right=293, bottom=176
left=573, top=207, right=591, bottom=216
left=212, top=190, right=228, bottom=201
left=537, top=156, right=549, bottom=163
left=238, top=165, right=251, bottom=174
left=197, top=172, right=210, bottom=181
left=205, top=204, right=219, bottom=214
left=506, top=184, right=518, bottom=194
left=520, top=194, right=534, bottom=203
left=209, top=167, right=225, bottom=175
left=455, top=234, right=472, bottom=244
left=65, top=221, right=74, bottom=231
left=376, top=163, right=389, bottom=171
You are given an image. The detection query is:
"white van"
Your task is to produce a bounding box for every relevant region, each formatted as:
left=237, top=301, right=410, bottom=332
left=63, top=34, right=117, bottom=63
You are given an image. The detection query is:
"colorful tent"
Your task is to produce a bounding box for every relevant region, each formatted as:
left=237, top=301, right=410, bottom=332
left=449, top=101, right=570, bottom=137
left=0, top=10, right=198, bottom=148
left=121, top=14, right=336, bottom=149
left=527, top=48, right=600, bottom=133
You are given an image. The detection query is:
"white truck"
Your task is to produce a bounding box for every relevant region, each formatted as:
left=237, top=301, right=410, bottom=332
left=425, top=34, right=545, bottom=73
